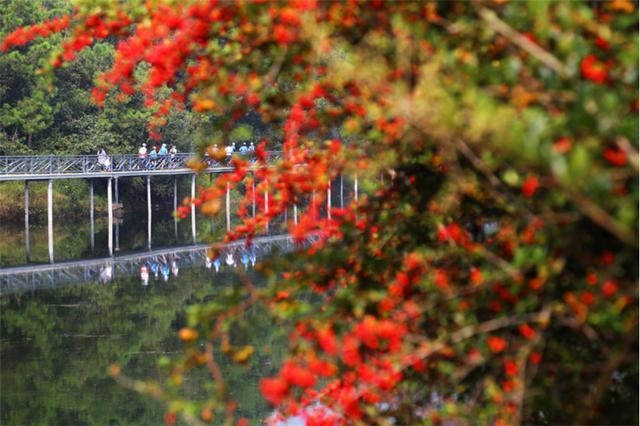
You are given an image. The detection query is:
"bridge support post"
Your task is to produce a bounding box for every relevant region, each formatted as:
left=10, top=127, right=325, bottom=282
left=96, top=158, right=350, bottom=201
left=312, top=190, right=316, bottom=222
left=265, top=182, right=269, bottom=234
left=107, top=178, right=113, bottom=256
left=114, top=178, right=119, bottom=252
left=191, top=174, right=196, bottom=244
left=340, top=175, right=344, bottom=208
left=24, top=181, right=30, bottom=262
left=47, top=179, right=53, bottom=263
left=209, top=173, right=214, bottom=231
left=147, top=176, right=152, bottom=250
left=252, top=176, right=256, bottom=219
left=90, top=179, right=94, bottom=251
left=354, top=174, right=359, bottom=201
left=294, top=204, right=298, bottom=225
left=173, top=176, right=178, bottom=241
left=226, top=182, right=231, bottom=232
left=327, top=185, right=332, bottom=219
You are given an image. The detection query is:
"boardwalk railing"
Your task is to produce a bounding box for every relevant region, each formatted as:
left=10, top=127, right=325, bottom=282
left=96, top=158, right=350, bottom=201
left=0, top=151, right=283, bottom=179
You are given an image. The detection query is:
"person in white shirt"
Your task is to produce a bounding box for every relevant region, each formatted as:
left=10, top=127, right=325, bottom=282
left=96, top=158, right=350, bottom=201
left=138, top=143, right=147, bottom=158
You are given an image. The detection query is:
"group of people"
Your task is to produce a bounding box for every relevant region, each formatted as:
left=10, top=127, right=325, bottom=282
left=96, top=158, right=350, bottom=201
left=206, top=142, right=256, bottom=164
left=205, top=250, right=257, bottom=272
left=95, top=143, right=179, bottom=171
left=96, top=141, right=257, bottom=171
left=137, top=249, right=257, bottom=285
left=138, top=143, right=178, bottom=162
left=140, top=256, right=180, bottom=285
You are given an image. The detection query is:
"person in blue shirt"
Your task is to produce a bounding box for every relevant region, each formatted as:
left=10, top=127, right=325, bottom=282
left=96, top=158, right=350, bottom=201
left=239, top=143, right=248, bottom=155
left=248, top=142, right=255, bottom=154
left=159, top=144, right=168, bottom=156
left=149, top=146, right=158, bottom=167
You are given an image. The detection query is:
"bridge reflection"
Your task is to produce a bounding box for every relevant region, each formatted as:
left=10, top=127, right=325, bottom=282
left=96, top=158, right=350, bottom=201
left=0, top=234, right=312, bottom=295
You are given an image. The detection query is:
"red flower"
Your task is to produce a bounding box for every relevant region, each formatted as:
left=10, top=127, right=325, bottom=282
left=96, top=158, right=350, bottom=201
left=317, top=328, right=337, bottom=356
left=529, top=352, right=542, bottom=365
left=260, top=377, right=289, bottom=405
left=601, top=280, right=619, bottom=298
left=487, top=336, right=507, bottom=353
left=518, top=324, right=535, bottom=340
left=164, top=412, right=177, bottom=425
left=522, top=176, right=540, bottom=198
left=281, top=361, right=316, bottom=388
left=581, top=291, right=595, bottom=305
left=504, top=360, right=518, bottom=377
left=604, top=147, right=627, bottom=167
left=552, top=137, right=572, bottom=154
left=595, top=36, right=610, bottom=51
left=581, top=55, right=608, bottom=84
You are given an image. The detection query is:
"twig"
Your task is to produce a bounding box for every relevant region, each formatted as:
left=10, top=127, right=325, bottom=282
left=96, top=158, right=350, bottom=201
left=412, top=305, right=553, bottom=359
left=566, top=189, right=636, bottom=246
left=205, top=341, right=225, bottom=391
left=478, top=8, right=569, bottom=77
left=616, top=137, right=639, bottom=172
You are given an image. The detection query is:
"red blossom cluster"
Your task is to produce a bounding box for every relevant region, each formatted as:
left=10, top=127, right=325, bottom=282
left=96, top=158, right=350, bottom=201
left=1, top=16, right=70, bottom=51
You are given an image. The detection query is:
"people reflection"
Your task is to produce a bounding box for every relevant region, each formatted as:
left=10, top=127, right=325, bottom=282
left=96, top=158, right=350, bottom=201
left=171, top=257, right=179, bottom=277
left=140, top=264, right=149, bottom=286
left=161, top=262, right=170, bottom=282
left=150, top=260, right=159, bottom=279
left=226, top=252, right=236, bottom=268
left=99, top=263, right=113, bottom=284
left=205, top=256, right=212, bottom=269
left=241, top=251, right=249, bottom=269
left=213, top=257, right=221, bottom=272
left=250, top=249, right=257, bottom=267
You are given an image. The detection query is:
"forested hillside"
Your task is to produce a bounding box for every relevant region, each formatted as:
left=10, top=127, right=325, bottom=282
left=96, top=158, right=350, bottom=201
left=0, top=0, right=205, bottom=155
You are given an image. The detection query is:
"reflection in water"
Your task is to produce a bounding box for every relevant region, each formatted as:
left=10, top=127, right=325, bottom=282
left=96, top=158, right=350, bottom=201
left=0, top=260, right=288, bottom=425
left=99, top=263, right=113, bottom=284
left=140, top=264, right=149, bottom=285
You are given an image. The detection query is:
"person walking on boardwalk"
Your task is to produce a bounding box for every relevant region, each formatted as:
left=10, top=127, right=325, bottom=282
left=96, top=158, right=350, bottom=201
left=149, top=145, right=158, bottom=167
left=138, top=143, right=147, bottom=158
left=97, top=147, right=110, bottom=170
